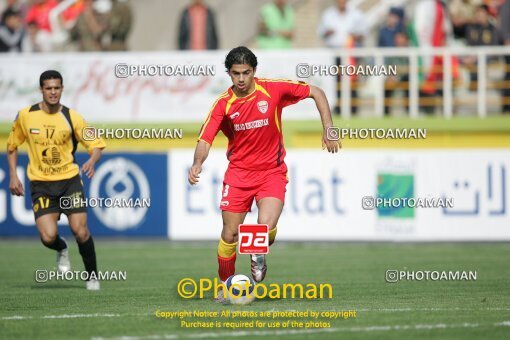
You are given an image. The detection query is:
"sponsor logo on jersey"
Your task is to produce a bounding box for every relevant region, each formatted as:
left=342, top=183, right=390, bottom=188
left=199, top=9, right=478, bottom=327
left=257, top=100, right=268, bottom=114
left=41, top=147, right=61, bottom=165
left=30, top=128, right=40, bottom=134
left=230, top=112, right=240, bottom=120
left=234, top=118, right=269, bottom=132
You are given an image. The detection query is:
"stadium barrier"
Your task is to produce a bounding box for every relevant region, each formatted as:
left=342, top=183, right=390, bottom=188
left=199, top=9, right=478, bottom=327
left=1, top=150, right=508, bottom=241
left=0, top=153, right=167, bottom=236
left=0, top=47, right=509, bottom=123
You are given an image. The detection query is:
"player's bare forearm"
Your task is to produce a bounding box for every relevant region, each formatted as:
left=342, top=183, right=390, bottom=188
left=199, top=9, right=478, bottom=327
left=7, top=147, right=24, bottom=196
left=82, top=148, right=103, bottom=179
left=309, top=85, right=333, bottom=130
left=7, top=147, right=19, bottom=179
left=189, top=140, right=211, bottom=185
left=193, top=140, right=211, bottom=167
left=309, top=85, right=341, bottom=153
left=88, top=147, right=103, bottom=164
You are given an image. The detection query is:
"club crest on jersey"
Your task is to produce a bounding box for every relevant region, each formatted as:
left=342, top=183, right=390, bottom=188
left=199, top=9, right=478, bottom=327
left=230, top=112, right=240, bottom=120
left=257, top=100, right=268, bottom=114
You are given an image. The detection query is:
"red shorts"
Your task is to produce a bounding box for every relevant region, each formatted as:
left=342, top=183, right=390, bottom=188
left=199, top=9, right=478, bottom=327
left=219, top=164, right=288, bottom=213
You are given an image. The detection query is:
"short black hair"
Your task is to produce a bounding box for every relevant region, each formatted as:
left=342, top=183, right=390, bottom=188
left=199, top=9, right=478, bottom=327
left=39, top=70, right=63, bottom=87
left=478, top=4, right=489, bottom=12
left=2, top=9, right=20, bottom=22
left=224, top=46, right=258, bottom=71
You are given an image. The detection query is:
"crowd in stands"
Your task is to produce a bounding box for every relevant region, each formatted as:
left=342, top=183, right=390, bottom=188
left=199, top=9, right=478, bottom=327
left=0, top=0, right=132, bottom=52
left=176, top=0, right=510, bottom=114
left=1, top=0, right=509, bottom=113
left=2, top=0, right=508, bottom=53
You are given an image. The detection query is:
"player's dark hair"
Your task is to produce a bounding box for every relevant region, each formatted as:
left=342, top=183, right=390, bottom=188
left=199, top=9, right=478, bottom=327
left=224, top=46, right=258, bottom=71
left=39, top=70, right=63, bottom=87
left=478, top=4, right=489, bottom=12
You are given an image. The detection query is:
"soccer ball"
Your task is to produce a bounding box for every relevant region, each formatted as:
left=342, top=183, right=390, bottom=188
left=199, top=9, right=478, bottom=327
left=225, top=274, right=256, bottom=305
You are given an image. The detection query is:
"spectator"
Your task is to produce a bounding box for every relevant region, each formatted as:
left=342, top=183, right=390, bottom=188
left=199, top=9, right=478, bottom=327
left=70, top=0, right=109, bottom=51
left=178, top=0, right=218, bottom=50
left=1, top=0, right=26, bottom=25
left=499, top=0, right=510, bottom=113
left=317, top=0, right=366, bottom=49
left=466, top=5, right=500, bottom=45
left=22, top=21, right=41, bottom=52
left=410, top=0, right=459, bottom=114
left=449, top=0, right=480, bottom=39
left=317, top=0, right=367, bottom=115
left=44, top=0, right=85, bottom=52
left=61, top=0, right=85, bottom=26
left=462, top=4, right=500, bottom=91
left=25, top=0, right=58, bottom=33
left=378, top=7, right=405, bottom=48
left=257, top=0, right=295, bottom=49
left=106, top=0, right=132, bottom=51
left=384, top=32, right=410, bottom=116
left=0, top=9, right=23, bottom=53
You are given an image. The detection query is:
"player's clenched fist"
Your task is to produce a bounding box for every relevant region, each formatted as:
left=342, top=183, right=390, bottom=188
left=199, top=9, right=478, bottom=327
left=188, top=164, right=202, bottom=185
left=9, top=176, right=24, bottom=196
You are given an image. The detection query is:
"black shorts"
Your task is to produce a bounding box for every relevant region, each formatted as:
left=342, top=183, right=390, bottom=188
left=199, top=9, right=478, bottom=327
left=30, top=175, right=87, bottom=220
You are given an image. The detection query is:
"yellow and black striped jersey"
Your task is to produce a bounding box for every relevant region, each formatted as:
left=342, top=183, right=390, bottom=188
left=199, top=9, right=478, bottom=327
left=7, top=103, right=106, bottom=182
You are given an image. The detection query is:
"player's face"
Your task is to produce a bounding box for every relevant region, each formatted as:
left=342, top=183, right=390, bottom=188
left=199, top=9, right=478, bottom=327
left=40, top=79, right=63, bottom=106
left=228, top=64, right=256, bottom=96
left=336, top=0, right=347, bottom=10
left=476, top=8, right=488, bottom=24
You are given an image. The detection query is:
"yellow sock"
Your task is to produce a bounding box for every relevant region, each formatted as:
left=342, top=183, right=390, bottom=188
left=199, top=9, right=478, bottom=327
left=269, top=227, right=277, bottom=246
left=218, top=238, right=237, bottom=258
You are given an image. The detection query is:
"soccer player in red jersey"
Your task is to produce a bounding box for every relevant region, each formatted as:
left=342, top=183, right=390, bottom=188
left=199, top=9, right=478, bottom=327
left=188, top=46, right=340, bottom=300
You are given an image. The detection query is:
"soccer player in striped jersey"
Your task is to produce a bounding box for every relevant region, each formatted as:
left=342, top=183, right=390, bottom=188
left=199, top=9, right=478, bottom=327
left=7, top=70, right=106, bottom=290
left=188, top=47, right=340, bottom=301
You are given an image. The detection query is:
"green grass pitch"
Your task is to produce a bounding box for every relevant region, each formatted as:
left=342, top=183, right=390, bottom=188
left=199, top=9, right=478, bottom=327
left=0, top=241, right=509, bottom=339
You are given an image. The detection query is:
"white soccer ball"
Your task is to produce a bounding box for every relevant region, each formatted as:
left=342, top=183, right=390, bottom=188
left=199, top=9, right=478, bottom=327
left=225, top=274, right=256, bottom=305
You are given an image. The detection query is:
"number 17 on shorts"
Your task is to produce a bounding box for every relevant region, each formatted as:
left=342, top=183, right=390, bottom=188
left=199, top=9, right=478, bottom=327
left=238, top=224, right=269, bottom=254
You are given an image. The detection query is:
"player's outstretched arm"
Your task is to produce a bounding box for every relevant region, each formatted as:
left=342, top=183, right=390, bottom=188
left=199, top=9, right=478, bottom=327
left=188, top=140, right=211, bottom=185
left=7, top=147, right=24, bottom=196
left=81, top=147, right=102, bottom=179
left=308, top=85, right=341, bottom=153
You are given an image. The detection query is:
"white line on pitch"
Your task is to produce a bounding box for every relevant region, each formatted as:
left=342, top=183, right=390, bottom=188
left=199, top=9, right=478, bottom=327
left=1, top=313, right=121, bottom=321
left=43, top=313, right=121, bottom=319
left=91, top=321, right=510, bottom=340
left=1, top=316, right=30, bottom=320
left=3, top=307, right=510, bottom=321
left=358, top=307, right=510, bottom=312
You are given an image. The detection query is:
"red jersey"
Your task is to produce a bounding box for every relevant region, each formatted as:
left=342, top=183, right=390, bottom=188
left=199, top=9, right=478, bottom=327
left=25, top=0, right=57, bottom=32
left=199, top=78, right=310, bottom=171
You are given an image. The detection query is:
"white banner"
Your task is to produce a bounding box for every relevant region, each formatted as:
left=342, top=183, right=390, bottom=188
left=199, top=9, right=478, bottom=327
left=169, top=149, right=510, bottom=241
left=0, top=51, right=335, bottom=123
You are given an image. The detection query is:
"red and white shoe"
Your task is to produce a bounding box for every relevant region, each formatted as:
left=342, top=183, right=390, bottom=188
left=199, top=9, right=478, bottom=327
left=251, top=254, right=267, bottom=283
